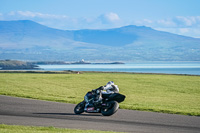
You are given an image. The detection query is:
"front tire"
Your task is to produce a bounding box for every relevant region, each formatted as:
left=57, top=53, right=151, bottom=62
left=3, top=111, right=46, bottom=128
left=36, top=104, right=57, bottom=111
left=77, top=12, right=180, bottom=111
left=101, top=101, right=119, bottom=116
left=74, top=102, right=85, bottom=114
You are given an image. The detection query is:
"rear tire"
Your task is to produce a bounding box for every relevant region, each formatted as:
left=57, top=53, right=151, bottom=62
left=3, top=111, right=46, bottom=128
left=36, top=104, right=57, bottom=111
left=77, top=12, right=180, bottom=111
left=74, top=102, right=85, bottom=114
left=101, top=101, right=119, bottom=116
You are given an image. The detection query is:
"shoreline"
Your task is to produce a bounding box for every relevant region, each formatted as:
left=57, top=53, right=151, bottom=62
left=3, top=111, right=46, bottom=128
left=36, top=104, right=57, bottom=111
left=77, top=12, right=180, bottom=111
left=0, top=70, right=199, bottom=76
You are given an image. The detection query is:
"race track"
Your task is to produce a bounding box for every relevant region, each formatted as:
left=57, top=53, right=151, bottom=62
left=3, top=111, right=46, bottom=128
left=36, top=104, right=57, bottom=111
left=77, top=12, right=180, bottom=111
left=0, top=95, right=200, bottom=133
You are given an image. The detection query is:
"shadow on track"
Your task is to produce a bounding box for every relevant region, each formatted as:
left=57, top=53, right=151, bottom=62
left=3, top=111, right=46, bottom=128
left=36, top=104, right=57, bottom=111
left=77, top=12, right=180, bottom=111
left=33, top=113, right=102, bottom=116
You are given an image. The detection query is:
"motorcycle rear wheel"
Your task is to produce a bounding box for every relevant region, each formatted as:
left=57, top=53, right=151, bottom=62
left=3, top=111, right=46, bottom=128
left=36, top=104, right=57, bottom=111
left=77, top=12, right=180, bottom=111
left=101, top=101, right=119, bottom=116
left=74, top=102, right=85, bottom=114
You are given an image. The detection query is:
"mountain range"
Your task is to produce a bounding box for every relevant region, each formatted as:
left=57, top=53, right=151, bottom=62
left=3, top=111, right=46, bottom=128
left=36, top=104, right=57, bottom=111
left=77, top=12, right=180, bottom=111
left=0, top=20, right=200, bottom=61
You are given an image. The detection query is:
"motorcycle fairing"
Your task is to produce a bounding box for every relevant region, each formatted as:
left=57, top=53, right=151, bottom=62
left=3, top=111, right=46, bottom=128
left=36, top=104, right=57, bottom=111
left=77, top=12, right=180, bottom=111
left=102, top=93, right=126, bottom=103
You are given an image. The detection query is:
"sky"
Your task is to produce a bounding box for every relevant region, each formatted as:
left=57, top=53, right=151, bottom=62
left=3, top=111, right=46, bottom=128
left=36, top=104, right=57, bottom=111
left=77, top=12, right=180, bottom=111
left=0, top=0, right=200, bottom=38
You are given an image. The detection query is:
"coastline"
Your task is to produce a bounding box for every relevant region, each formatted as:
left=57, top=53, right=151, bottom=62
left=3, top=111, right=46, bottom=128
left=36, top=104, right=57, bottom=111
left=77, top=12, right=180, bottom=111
left=1, top=60, right=200, bottom=75
left=0, top=70, right=199, bottom=76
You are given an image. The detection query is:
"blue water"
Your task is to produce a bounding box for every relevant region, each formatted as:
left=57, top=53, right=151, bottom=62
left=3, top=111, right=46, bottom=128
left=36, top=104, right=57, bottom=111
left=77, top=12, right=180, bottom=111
left=38, top=62, right=200, bottom=75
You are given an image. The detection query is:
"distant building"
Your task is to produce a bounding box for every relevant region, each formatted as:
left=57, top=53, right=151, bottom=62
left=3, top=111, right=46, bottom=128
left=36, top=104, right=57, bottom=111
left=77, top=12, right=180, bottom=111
left=72, top=59, right=91, bottom=64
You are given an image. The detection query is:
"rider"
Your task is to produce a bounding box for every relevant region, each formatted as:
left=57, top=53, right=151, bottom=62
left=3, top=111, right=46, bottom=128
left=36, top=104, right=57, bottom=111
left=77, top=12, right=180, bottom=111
left=102, top=81, right=119, bottom=94
left=84, top=81, right=119, bottom=111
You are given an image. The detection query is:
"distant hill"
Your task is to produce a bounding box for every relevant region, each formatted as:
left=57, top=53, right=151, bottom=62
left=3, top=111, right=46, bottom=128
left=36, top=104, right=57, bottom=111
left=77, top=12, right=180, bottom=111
left=0, top=60, right=38, bottom=70
left=0, top=20, right=200, bottom=61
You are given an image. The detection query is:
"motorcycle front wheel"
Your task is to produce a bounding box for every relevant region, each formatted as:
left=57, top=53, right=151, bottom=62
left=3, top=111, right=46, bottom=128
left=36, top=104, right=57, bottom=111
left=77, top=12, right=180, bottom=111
left=74, top=101, right=85, bottom=114
left=101, top=101, right=119, bottom=116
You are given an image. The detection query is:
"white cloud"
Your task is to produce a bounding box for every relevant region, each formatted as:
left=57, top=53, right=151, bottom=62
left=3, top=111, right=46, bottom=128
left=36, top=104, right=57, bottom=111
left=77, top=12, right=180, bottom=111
left=174, top=16, right=200, bottom=27
left=99, top=12, right=121, bottom=24
left=0, top=13, right=3, bottom=19
left=4, top=11, right=68, bottom=20
left=104, top=12, right=120, bottom=22
left=179, top=28, right=190, bottom=34
left=157, top=16, right=200, bottom=38
left=157, top=19, right=177, bottom=27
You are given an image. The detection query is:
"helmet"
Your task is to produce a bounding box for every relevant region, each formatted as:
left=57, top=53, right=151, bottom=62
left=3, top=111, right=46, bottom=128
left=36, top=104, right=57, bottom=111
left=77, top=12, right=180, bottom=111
left=107, top=81, right=114, bottom=86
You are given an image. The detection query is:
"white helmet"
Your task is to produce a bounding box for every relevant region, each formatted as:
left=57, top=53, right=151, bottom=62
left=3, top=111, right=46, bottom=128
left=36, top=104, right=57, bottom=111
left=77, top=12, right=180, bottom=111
left=104, top=81, right=119, bottom=93
left=107, top=81, right=114, bottom=86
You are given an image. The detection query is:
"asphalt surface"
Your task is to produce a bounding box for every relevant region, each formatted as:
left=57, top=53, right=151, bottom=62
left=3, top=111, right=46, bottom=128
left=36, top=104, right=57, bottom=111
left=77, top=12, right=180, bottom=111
left=0, top=95, right=200, bottom=133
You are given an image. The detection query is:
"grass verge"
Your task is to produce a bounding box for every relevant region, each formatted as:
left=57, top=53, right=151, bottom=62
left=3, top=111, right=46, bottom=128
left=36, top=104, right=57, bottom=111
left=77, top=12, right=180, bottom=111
left=0, top=124, right=122, bottom=133
left=0, top=72, right=200, bottom=116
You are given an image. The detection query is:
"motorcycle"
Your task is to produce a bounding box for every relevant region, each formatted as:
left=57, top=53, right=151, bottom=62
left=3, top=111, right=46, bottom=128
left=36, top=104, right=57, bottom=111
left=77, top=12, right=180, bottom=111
left=74, top=88, right=126, bottom=116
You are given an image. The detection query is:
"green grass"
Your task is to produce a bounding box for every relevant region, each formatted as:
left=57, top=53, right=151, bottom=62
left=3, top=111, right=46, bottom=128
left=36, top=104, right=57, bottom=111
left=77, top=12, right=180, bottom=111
left=0, top=72, right=200, bottom=116
left=0, top=124, right=122, bottom=133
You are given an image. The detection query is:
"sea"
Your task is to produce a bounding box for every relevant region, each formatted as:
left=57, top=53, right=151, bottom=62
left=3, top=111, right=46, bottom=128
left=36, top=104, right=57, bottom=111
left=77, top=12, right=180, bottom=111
left=38, top=62, right=200, bottom=75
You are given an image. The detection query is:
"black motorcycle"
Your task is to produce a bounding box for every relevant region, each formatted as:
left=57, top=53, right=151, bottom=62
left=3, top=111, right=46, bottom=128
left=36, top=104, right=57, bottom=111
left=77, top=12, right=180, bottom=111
left=74, top=87, right=126, bottom=116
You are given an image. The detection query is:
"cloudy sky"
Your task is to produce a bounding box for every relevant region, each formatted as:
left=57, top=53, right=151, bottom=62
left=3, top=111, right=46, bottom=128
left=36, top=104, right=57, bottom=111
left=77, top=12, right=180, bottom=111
left=0, top=0, right=200, bottom=38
